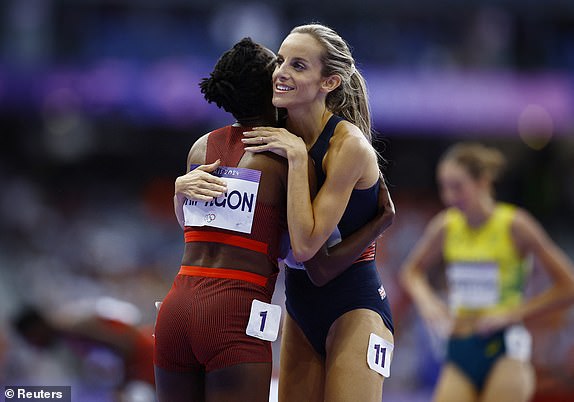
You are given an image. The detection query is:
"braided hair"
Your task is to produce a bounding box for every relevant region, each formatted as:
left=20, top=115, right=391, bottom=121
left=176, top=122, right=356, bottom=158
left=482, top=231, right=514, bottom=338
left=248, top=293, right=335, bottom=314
left=200, top=38, right=275, bottom=121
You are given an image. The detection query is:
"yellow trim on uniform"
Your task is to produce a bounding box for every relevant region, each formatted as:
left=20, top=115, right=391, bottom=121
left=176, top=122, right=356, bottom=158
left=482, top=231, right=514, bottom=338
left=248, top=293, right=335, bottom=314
left=443, top=203, right=529, bottom=317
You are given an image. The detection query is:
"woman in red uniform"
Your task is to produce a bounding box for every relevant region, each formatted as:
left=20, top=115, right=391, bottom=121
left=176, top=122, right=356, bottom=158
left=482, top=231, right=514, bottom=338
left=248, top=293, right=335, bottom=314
left=154, top=38, right=394, bottom=402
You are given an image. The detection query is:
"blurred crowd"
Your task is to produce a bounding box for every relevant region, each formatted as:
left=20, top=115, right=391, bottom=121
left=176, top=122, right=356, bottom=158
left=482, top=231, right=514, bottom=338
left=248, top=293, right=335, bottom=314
left=1, top=158, right=573, bottom=400
left=1, top=0, right=573, bottom=401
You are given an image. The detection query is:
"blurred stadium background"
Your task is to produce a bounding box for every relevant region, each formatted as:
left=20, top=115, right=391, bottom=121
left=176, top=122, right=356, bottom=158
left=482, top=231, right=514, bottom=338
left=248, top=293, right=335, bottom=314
left=0, top=1, right=573, bottom=401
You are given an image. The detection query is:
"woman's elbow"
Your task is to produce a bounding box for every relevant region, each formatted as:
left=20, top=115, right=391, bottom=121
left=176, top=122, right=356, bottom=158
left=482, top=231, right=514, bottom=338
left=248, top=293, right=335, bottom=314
left=290, top=245, right=315, bottom=264
left=381, top=209, right=396, bottom=232
left=561, top=281, right=574, bottom=304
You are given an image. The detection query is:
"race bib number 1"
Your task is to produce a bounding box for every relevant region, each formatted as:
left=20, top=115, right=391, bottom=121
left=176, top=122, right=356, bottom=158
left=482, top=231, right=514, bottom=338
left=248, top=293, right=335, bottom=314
left=246, top=299, right=282, bottom=342
left=367, top=333, right=393, bottom=377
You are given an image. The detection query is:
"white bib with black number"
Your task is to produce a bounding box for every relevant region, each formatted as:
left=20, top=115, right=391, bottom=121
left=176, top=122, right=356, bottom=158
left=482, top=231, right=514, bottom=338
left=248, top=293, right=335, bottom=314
left=245, top=299, right=282, bottom=342
left=183, top=165, right=261, bottom=234
left=447, top=262, right=500, bottom=310
left=504, top=325, right=532, bottom=362
left=367, top=333, right=394, bottom=377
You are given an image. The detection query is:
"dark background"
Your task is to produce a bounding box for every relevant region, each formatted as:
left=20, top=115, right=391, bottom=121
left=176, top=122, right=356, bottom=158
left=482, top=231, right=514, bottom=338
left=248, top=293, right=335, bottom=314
left=0, top=1, right=573, bottom=401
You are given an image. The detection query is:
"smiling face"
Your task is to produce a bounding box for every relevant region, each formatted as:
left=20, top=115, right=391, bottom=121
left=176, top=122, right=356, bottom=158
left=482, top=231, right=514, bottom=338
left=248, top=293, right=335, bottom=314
left=272, top=32, right=330, bottom=110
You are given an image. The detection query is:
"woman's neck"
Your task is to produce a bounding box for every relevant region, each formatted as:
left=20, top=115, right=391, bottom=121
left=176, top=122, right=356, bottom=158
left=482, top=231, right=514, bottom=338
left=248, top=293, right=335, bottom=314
left=235, top=110, right=277, bottom=127
left=465, top=196, right=496, bottom=227
left=286, top=105, right=333, bottom=149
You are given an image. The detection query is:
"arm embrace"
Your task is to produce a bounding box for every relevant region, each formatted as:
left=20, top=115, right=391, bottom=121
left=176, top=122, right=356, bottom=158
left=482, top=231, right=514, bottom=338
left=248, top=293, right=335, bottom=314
left=305, top=172, right=395, bottom=286
left=173, top=134, right=227, bottom=228
left=245, top=122, right=379, bottom=262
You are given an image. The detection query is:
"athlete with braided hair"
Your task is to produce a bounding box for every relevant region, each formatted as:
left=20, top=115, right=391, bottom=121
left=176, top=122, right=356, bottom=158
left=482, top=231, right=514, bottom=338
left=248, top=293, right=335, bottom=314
left=153, top=38, right=394, bottom=402
left=154, top=38, right=283, bottom=402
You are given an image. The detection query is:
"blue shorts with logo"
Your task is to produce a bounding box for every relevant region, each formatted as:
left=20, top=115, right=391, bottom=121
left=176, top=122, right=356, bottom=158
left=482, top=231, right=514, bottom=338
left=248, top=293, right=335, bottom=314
left=284, top=261, right=394, bottom=357
left=447, top=331, right=506, bottom=390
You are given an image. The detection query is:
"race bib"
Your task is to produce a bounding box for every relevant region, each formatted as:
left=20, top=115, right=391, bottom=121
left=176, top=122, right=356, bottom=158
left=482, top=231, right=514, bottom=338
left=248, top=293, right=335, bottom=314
left=183, top=165, right=260, bottom=234
left=447, top=262, right=500, bottom=309
left=245, top=299, right=282, bottom=342
left=504, top=325, right=532, bottom=362
left=367, top=333, right=393, bottom=377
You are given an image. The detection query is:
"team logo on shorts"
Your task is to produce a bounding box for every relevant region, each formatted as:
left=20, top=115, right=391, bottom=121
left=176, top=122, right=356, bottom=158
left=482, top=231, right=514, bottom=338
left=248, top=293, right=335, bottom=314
left=378, top=285, right=387, bottom=300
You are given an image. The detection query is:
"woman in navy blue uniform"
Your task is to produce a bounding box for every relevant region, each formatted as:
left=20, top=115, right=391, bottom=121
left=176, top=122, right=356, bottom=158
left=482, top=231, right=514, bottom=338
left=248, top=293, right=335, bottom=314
left=245, top=23, right=394, bottom=402
left=163, top=36, right=395, bottom=402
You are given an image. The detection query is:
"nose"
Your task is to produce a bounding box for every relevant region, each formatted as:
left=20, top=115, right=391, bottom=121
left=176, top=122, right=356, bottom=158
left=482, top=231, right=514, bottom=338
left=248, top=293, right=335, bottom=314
left=273, top=63, right=288, bottom=80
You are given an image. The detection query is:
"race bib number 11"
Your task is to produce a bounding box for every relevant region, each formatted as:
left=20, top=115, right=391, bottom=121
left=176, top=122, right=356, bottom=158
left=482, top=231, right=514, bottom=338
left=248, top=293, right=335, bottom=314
left=367, top=333, right=393, bottom=377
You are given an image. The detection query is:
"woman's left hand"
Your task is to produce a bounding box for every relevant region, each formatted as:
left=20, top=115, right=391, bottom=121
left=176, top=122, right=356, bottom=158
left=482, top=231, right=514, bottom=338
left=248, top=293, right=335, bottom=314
left=242, top=126, right=306, bottom=161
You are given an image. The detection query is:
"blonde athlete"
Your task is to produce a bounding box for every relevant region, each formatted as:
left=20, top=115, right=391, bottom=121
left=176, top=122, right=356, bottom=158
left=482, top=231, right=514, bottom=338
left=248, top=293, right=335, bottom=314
left=245, top=24, right=394, bottom=402
left=163, top=37, right=395, bottom=402
left=400, top=142, right=574, bottom=402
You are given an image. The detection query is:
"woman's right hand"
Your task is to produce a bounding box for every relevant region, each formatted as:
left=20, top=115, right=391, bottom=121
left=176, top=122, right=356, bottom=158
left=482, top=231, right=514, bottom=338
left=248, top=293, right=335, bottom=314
left=174, top=160, right=227, bottom=201
left=242, top=126, right=307, bottom=162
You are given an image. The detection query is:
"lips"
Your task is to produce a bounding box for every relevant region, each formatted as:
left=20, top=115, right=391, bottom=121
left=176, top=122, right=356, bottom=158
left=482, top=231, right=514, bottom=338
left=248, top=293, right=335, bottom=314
left=275, top=84, right=294, bottom=92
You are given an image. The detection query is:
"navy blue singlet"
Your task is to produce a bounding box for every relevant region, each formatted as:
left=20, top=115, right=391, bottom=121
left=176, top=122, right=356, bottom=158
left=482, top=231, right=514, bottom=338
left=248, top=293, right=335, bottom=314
left=284, top=115, right=394, bottom=357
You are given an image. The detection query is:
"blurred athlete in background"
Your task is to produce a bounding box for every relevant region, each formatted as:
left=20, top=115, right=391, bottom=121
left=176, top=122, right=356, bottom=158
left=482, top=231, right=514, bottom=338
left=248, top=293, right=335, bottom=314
left=400, top=142, right=574, bottom=402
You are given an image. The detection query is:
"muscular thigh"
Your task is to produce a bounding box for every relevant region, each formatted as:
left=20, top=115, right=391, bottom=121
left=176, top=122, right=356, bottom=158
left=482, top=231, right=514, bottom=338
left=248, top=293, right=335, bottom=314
left=206, top=362, right=272, bottom=402
left=278, top=313, right=324, bottom=402
left=324, top=309, right=393, bottom=402
left=480, top=358, right=535, bottom=402
left=154, top=366, right=205, bottom=402
left=433, top=364, right=478, bottom=402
